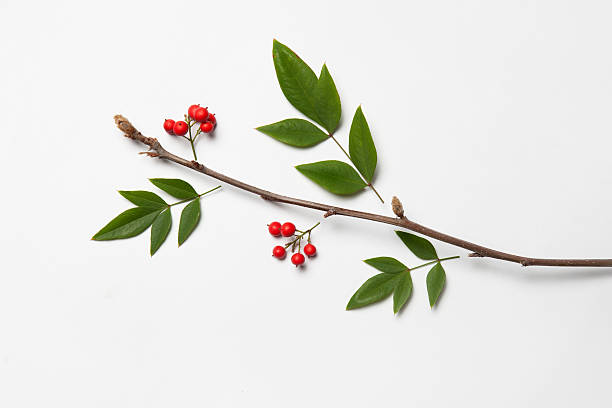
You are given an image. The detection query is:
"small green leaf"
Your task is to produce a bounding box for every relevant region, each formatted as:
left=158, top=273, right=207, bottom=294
left=92, top=207, right=160, bottom=241
left=178, top=198, right=201, bottom=246
left=313, top=64, right=341, bottom=134
left=393, top=271, right=413, bottom=314
left=348, top=106, right=377, bottom=182
left=272, top=40, right=320, bottom=124
left=149, top=178, right=198, bottom=200
left=426, top=262, right=446, bottom=308
left=118, top=190, right=167, bottom=209
left=346, top=273, right=399, bottom=310
left=150, top=208, right=172, bottom=255
left=395, top=231, right=438, bottom=260
left=296, top=160, right=367, bottom=195
left=364, top=257, right=407, bottom=274
left=256, top=119, right=328, bottom=147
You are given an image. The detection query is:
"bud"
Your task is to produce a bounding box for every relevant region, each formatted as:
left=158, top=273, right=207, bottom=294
left=391, top=196, right=404, bottom=218
left=114, top=114, right=138, bottom=137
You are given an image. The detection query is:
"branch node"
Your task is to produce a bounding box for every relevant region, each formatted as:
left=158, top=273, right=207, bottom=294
left=468, top=252, right=484, bottom=257
left=391, top=196, right=404, bottom=218
left=260, top=195, right=277, bottom=202
left=323, top=209, right=337, bottom=218
left=190, top=160, right=205, bottom=171
left=139, top=151, right=159, bottom=157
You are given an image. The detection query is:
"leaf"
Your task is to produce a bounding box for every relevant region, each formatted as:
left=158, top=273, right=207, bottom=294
left=346, top=273, right=400, bottom=310
left=149, top=178, right=198, bottom=200
left=313, top=64, right=341, bottom=134
left=92, top=207, right=160, bottom=241
left=118, top=190, right=167, bottom=209
left=426, top=262, right=446, bottom=308
left=348, top=106, right=377, bottom=182
left=150, top=208, right=172, bottom=255
left=393, top=271, right=413, bottom=314
left=272, top=40, right=320, bottom=124
left=364, top=257, right=407, bottom=274
left=178, top=198, right=201, bottom=246
left=295, top=160, right=367, bottom=195
left=395, top=231, right=438, bottom=260
left=256, top=119, right=328, bottom=147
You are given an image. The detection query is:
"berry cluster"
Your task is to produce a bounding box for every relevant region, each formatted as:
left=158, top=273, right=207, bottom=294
left=163, top=104, right=218, bottom=161
left=269, top=221, right=319, bottom=267
left=163, top=104, right=217, bottom=136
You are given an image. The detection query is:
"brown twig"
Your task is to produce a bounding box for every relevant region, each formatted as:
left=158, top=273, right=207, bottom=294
left=114, top=115, right=612, bottom=267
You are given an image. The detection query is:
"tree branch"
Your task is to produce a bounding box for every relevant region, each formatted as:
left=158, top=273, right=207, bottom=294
left=114, top=115, right=612, bottom=267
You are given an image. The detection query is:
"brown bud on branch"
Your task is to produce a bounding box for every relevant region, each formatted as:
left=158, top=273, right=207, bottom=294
left=391, top=196, right=404, bottom=218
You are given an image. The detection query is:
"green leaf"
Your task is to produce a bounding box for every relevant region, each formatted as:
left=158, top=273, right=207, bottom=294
left=92, top=207, right=160, bottom=241
left=150, top=208, right=172, bottom=255
left=364, top=257, right=407, bottom=274
left=348, top=106, right=377, bottom=182
left=272, top=40, right=320, bottom=124
left=118, top=190, right=167, bottom=209
left=346, top=273, right=399, bottom=310
left=178, top=198, right=201, bottom=246
left=296, top=160, right=367, bottom=195
left=393, top=271, right=413, bottom=314
left=395, top=231, right=438, bottom=260
left=313, top=64, right=341, bottom=134
left=426, top=262, right=446, bottom=308
left=256, top=119, right=328, bottom=147
left=149, top=178, right=198, bottom=200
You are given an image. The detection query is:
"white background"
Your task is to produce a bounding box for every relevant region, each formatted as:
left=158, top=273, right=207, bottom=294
left=1, top=0, right=612, bottom=406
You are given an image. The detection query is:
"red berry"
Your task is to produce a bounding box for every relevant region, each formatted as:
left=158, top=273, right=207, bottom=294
left=163, top=119, right=175, bottom=134
left=272, top=246, right=286, bottom=259
left=281, top=222, right=296, bottom=237
left=200, top=122, right=214, bottom=133
left=194, top=107, right=209, bottom=122
left=304, top=243, right=316, bottom=257
left=173, top=121, right=188, bottom=136
left=188, top=104, right=200, bottom=119
left=268, top=221, right=281, bottom=236
left=208, top=113, right=216, bottom=125
left=291, top=253, right=305, bottom=266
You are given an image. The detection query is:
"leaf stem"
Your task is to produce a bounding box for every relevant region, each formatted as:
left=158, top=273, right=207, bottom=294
left=167, top=185, right=222, bottom=207
left=368, top=183, right=384, bottom=203
left=329, top=133, right=384, bottom=203
left=410, top=256, right=460, bottom=272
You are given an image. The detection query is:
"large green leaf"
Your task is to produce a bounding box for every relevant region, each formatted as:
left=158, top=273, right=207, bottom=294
left=150, top=208, right=172, bottom=255
left=364, top=257, right=407, bottom=274
left=395, top=231, right=438, bottom=260
left=426, top=262, right=446, bottom=308
left=92, top=207, right=160, bottom=241
left=272, top=40, right=320, bottom=124
left=256, top=119, right=328, bottom=147
left=295, top=160, right=366, bottom=195
left=313, top=64, right=341, bottom=134
left=119, top=190, right=167, bottom=209
left=348, top=106, right=377, bottom=182
left=149, top=178, right=198, bottom=200
left=393, top=271, right=413, bottom=314
left=346, top=273, right=399, bottom=310
left=178, top=198, right=201, bottom=246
